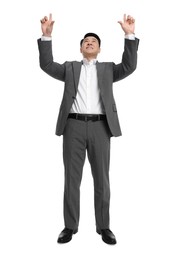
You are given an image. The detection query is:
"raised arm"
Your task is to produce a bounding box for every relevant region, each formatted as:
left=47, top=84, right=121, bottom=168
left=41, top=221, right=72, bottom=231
left=112, top=14, right=139, bottom=82
left=38, top=14, right=65, bottom=81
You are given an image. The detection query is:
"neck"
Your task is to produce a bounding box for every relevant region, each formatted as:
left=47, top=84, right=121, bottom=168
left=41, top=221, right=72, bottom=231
left=83, top=55, right=97, bottom=61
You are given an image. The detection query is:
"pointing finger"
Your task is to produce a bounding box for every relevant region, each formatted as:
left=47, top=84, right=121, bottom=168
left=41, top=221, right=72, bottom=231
left=49, top=13, right=52, bottom=21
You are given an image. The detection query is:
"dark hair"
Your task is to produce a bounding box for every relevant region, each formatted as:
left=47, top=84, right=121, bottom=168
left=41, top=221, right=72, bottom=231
left=80, top=32, right=101, bottom=47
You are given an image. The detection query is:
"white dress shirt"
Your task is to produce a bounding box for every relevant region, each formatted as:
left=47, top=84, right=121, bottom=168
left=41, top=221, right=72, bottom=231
left=41, top=34, right=135, bottom=114
left=70, top=58, right=105, bottom=114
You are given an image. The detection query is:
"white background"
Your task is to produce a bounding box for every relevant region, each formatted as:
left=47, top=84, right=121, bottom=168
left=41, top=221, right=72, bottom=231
left=1, top=0, right=174, bottom=259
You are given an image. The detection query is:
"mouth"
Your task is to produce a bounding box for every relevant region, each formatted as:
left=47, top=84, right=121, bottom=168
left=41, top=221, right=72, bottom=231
left=86, top=46, right=93, bottom=50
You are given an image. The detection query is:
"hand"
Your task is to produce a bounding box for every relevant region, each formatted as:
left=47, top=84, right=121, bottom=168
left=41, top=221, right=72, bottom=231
left=118, top=14, right=135, bottom=34
left=40, top=13, right=55, bottom=37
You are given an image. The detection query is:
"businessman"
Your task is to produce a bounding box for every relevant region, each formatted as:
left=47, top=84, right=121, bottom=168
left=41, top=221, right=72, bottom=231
left=38, top=13, right=139, bottom=245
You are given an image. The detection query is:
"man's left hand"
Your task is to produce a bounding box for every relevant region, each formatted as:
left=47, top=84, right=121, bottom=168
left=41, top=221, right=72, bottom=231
left=118, top=14, right=135, bottom=35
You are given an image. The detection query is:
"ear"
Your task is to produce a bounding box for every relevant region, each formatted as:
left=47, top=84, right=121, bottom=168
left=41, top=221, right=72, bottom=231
left=80, top=47, right=82, bottom=53
left=98, top=48, right=101, bottom=54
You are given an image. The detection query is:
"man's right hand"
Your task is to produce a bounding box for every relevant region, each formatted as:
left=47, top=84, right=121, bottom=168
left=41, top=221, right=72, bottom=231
left=40, top=13, right=54, bottom=37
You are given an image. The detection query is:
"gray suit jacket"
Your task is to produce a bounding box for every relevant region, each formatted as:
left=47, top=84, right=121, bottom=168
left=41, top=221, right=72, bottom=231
left=37, top=38, right=139, bottom=137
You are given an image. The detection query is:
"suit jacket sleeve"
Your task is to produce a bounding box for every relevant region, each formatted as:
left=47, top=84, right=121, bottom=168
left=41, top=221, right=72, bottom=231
left=112, top=38, right=139, bottom=82
left=37, top=38, right=65, bottom=82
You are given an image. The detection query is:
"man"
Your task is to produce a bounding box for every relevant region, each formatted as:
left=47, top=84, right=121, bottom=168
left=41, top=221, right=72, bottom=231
left=38, top=13, right=139, bottom=245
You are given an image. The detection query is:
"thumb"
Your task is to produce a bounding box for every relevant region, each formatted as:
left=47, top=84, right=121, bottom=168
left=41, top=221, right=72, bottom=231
left=118, top=21, right=123, bottom=25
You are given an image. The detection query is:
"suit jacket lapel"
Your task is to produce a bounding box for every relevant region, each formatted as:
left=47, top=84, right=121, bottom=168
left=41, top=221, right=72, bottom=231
left=96, top=62, right=105, bottom=91
left=72, top=61, right=82, bottom=95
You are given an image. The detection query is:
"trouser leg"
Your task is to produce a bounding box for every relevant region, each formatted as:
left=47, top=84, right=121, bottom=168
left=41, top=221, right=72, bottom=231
left=63, top=119, right=86, bottom=230
left=87, top=120, right=111, bottom=229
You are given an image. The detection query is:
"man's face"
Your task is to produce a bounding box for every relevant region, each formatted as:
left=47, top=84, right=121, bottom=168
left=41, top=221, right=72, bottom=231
left=80, top=36, right=100, bottom=59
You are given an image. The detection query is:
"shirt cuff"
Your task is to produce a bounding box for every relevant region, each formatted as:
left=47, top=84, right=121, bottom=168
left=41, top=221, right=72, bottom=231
left=124, top=34, right=135, bottom=40
left=41, top=36, right=52, bottom=41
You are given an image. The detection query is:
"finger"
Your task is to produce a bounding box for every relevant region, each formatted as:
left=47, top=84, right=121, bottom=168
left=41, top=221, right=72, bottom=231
left=49, top=13, right=52, bottom=22
left=117, top=21, right=123, bottom=25
left=127, top=15, right=135, bottom=22
left=44, top=16, right=48, bottom=21
left=127, top=15, right=135, bottom=24
left=128, top=18, right=135, bottom=24
left=123, top=14, right=126, bottom=22
left=40, top=18, right=46, bottom=24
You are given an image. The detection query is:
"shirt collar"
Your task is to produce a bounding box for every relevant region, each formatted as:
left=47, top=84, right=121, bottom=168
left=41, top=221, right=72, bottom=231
left=82, top=58, right=97, bottom=65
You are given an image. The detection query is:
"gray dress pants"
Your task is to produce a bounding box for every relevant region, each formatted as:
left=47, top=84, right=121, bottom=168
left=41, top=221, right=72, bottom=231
left=63, top=117, right=111, bottom=230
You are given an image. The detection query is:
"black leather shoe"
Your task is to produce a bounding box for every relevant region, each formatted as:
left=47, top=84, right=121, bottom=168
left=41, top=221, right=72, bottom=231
left=97, top=228, right=117, bottom=245
left=57, top=228, right=78, bottom=244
